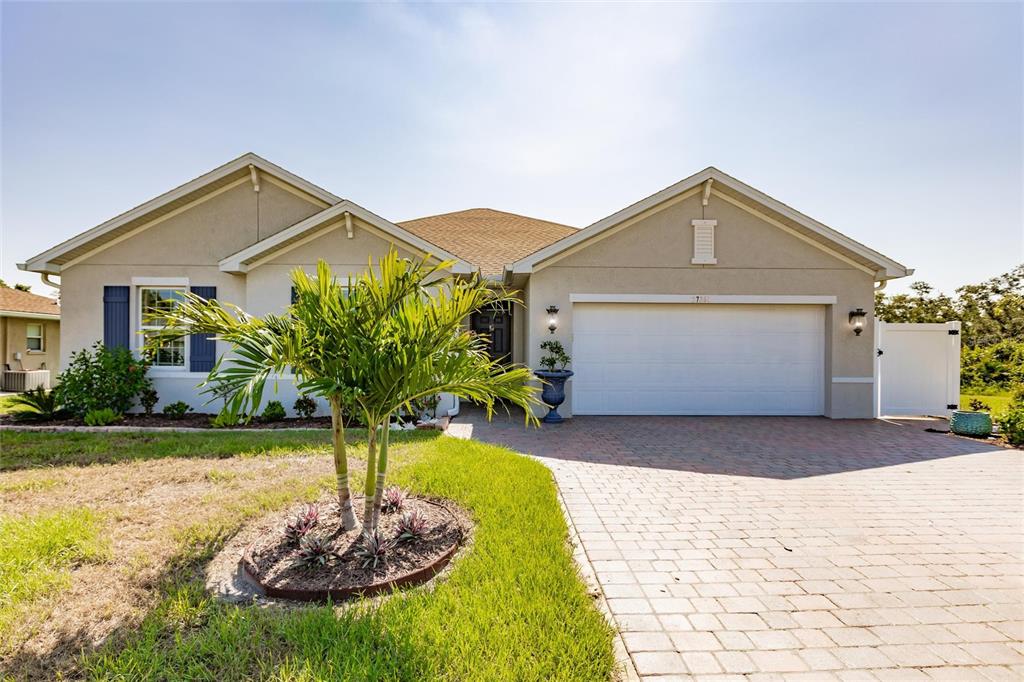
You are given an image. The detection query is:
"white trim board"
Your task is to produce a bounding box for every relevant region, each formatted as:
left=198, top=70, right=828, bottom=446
left=569, top=294, right=837, bottom=305
left=131, top=277, right=190, bottom=287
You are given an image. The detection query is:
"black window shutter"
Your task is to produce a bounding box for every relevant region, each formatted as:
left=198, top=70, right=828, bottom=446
left=102, top=286, right=130, bottom=349
left=189, top=286, right=217, bottom=372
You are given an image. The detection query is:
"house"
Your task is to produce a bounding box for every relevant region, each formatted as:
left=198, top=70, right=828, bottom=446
left=19, top=153, right=911, bottom=418
left=0, top=287, right=60, bottom=390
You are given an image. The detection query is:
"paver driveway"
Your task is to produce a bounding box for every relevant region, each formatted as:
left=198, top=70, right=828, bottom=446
left=453, top=409, right=1023, bottom=681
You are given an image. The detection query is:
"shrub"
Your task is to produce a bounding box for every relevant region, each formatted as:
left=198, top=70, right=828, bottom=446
left=7, top=387, right=64, bottom=422
left=293, top=395, right=317, bottom=419
left=999, top=387, right=1024, bottom=447
left=539, top=340, right=571, bottom=372
left=968, top=398, right=990, bottom=412
left=961, top=340, right=1024, bottom=392
left=209, top=409, right=241, bottom=429
left=162, top=401, right=192, bottom=420
left=84, top=408, right=121, bottom=426
left=56, top=341, right=152, bottom=417
left=262, top=400, right=287, bottom=422
left=139, top=388, right=159, bottom=416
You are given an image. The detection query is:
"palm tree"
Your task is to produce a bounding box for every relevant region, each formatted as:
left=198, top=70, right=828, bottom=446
left=344, top=251, right=541, bottom=532
left=153, top=260, right=363, bottom=530
left=154, top=252, right=540, bottom=534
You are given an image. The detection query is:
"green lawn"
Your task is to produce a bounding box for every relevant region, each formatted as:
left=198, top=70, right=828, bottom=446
left=1, top=431, right=615, bottom=681
left=960, top=392, right=1013, bottom=417
left=0, top=429, right=439, bottom=471
left=0, top=394, right=21, bottom=415
left=0, top=509, right=110, bottom=651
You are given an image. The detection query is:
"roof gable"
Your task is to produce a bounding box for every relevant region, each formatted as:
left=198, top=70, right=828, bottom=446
left=219, top=200, right=474, bottom=274
left=19, top=153, right=340, bottom=275
left=508, top=167, right=912, bottom=281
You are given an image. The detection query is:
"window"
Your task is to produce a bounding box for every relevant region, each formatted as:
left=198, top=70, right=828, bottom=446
left=26, top=323, right=43, bottom=351
left=140, top=287, right=185, bottom=367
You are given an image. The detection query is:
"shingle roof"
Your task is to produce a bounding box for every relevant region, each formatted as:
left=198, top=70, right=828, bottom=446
left=0, top=288, right=60, bottom=316
left=399, top=208, right=577, bottom=276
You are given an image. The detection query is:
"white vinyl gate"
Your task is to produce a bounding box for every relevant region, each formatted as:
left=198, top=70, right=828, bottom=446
left=876, top=321, right=961, bottom=417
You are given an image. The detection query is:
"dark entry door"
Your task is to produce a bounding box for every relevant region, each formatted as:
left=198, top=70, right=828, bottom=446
left=470, top=304, right=512, bottom=363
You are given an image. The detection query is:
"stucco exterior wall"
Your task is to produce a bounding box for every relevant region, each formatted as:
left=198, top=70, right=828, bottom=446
left=54, top=179, right=325, bottom=413
left=1, top=316, right=60, bottom=373
left=247, top=220, right=421, bottom=317
left=525, top=192, right=877, bottom=418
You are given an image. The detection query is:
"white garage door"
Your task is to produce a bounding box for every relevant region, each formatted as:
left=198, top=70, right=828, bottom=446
left=572, top=303, right=825, bottom=415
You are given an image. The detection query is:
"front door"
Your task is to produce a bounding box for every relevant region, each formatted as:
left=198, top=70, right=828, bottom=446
left=470, top=304, right=512, bottom=363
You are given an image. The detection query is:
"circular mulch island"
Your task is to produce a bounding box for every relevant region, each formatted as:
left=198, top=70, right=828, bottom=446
left=241, top=495, right=468, bottom=602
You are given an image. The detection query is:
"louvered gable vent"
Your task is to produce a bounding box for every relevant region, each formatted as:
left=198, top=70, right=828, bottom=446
left=691, top=219, right=717, bottom=265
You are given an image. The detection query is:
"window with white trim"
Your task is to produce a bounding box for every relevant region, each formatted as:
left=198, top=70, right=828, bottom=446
left=26, top=323, right=44, bottom=351
left=139, top=287, right=186, bottom=367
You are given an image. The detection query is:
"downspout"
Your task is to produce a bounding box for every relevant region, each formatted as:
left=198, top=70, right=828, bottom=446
left=874, top=280, right=887, bottom=292
left=41, top=273, right=60, bottom=290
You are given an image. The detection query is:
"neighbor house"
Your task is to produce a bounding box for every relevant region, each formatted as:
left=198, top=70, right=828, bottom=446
left=19, top=153, right=911, bottom=418
left=0, top=287, right=60, bottom=390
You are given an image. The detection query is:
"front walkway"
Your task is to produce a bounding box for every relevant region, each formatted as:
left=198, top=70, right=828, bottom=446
left=454, top=408, right=1023, bottom=680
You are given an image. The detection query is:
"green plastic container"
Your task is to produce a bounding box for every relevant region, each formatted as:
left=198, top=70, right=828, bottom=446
left=949, top=410, right=993, bottom=437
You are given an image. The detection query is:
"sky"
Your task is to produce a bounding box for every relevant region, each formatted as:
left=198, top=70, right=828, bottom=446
left=2, top=2, right=1021, bottom=297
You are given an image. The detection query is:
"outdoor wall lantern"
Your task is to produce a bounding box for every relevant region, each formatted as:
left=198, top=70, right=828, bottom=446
left=849, top=308, right=867, bottom=336
left=546, top=305, right=559, bottom=334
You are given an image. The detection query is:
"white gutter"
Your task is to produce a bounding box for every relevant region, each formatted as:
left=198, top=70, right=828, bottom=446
left=0, top=310, right=60, bottom=320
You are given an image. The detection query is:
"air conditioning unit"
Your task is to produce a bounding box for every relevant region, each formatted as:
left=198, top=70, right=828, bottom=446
left=2, top=369, right=51, bottom=392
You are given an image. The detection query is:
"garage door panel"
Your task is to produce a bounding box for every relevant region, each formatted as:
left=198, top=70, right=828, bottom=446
left=572, top=303, right=825, bottom=416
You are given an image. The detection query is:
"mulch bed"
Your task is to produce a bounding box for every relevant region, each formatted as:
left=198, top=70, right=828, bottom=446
left=242, top=495, right=469, bottom=601
left=0, top=412, right=335, bottom=428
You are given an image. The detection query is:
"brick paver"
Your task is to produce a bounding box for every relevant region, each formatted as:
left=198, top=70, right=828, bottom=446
left=456, top=409, right=1023, bottom=680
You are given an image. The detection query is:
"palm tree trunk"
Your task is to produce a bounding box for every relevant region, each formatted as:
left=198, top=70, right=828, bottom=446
left=330, top=398, right=358, bottom=531
left=363, top=423, right=379, bottom=530
left=370, top=415, right=390, bottom=532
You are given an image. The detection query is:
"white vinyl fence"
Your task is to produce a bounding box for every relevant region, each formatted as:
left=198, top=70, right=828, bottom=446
left=875, top=321, right=961, bottom=417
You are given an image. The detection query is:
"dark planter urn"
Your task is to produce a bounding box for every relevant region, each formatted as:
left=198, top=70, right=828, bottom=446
left=534, top=370, right=574, bottom=424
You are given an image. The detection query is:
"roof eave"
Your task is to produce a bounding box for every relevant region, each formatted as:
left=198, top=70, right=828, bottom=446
left=509, top=166, right=912, bottom=280
left=219, top=200, right=477, bottom=275
left=20, top=153, right=342, bottom=273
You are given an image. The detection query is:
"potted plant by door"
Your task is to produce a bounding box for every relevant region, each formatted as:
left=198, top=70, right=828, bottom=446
left=535, top=340, right=573, bottom=424
left=950, top=398, right=993, bottom=437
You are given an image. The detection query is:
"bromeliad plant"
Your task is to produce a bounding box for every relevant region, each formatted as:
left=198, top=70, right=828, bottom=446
left=152, top=250, right=542, bottom=535
left=396, top=509, right=429, bottom=544
left=353, top=529, right=394, bottom=570
left=291, top=535, right=334, bottom=570
left=284, top=504, right=320, bottom=545
left=380, top=486, right=406, bottom=514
